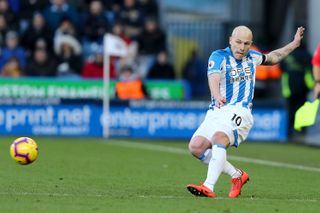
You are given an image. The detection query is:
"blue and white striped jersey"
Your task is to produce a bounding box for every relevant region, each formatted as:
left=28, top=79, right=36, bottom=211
left=208, top=47, right=264, bottom=109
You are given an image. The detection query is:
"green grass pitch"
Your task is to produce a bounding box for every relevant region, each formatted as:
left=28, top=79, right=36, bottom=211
left=1, top=137, right=320, bottom=213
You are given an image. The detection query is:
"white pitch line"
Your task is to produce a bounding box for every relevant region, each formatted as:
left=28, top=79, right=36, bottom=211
left=107, top=140, right=320, bottom=173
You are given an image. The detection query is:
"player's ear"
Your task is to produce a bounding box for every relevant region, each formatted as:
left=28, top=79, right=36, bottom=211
left=229, top=36, right=232, bottom=45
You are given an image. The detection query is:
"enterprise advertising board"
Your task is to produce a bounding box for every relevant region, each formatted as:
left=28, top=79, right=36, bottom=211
left=0, top=103, right=287, bottom=141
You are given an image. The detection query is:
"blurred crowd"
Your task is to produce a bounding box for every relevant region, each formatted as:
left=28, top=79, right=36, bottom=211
left=0, top=0, right=179, bottom=81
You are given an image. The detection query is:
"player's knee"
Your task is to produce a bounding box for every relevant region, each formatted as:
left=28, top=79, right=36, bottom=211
left=212, top=132, right=230, bottom=147
left=188, top=142, right=201, bottom=157
left=188, top=137, right=208, bottom=157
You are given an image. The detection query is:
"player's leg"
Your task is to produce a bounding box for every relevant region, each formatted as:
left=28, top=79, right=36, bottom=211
left=187, top=109, right=243, bottom=197
left=223, top=161, right=239, bottom=176
left=187, top=135, right=217, bottom=197
left=203, top=130, right=249, bottom=198
left=189, top=136, right=241, bottom=177
left=188, top=106, right=253, bottom=198
left=187, top=132, right=237, bottom=197
left=226, top=107, right=253, bottom=198
left=202, top=131, right=229, bottom=192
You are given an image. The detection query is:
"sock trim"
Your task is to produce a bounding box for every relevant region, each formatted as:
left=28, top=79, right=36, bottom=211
left=198, top=154, right=205, bottom=161
left=213, top=144, right=226, bottom=149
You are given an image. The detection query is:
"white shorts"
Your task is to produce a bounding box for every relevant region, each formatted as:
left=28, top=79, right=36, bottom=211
left=192, top=105, right=254, bottom=147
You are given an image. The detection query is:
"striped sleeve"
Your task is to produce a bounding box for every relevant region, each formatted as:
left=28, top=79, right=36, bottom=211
left=249, top=50, right=264, bottom=66
left=207, top=51, right=225, bottom=75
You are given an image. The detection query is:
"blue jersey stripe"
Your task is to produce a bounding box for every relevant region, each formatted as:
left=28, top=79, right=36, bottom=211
left=225, top=55, right=233, bottom=104
left=236, top=62, right=246, bottom=103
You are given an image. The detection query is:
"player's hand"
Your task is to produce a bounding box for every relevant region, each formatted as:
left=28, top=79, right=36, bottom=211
left=214, top=95, right=226, bottom=108
left=293, top=26, right=305, bottom=47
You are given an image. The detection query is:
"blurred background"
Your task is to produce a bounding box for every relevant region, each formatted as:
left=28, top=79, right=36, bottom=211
left=0, top=0, right=319, bottom=145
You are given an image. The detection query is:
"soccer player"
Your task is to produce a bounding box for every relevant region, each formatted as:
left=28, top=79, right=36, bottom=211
left=187, top=25, right=305, bottom=198
left=312, top=44, right=320, bottom=98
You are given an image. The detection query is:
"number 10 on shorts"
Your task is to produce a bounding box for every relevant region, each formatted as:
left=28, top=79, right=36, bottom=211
left=231, top=113, right=242, bottom=126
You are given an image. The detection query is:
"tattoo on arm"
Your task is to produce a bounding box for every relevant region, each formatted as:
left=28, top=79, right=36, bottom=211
left=263, top=46, right=294, bottom=65
left=273, top=51, right=283, bottom=60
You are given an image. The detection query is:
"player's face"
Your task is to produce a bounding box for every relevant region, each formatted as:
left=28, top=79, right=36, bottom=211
left=229, top=36, right=252, bottom=60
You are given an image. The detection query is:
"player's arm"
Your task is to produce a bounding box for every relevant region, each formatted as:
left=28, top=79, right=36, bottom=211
left=262, top=27, right=305, bottom=65
left=208, top=73, right=226, bottom=108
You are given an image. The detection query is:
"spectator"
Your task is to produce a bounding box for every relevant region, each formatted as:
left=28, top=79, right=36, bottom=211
left=81, top=46, right=108, bottom=79
left=0, top=31, right=26, bottom=71
left=110, top=21, right=138, bottom=77
left=82, top=0, right=110, bottom=58
left=21, top=12, right=53, bottom=59
left=182, top=50, right=209, bottom=99
left=0, top=14, right=7, bottom=47
left=115, top=0, right=145, bottom=39
left=54, top=16, right=80, bottom=43
left=147, top=51, right=175, bottom=80
left=0, top=57, right=21, bottom=77
left=0, top=0, right=18, bottom=30
left=54, top=34, right=83, bottom=78
left=102, top=0, right=123, bottom=24
left=19, top=0, right=50, bottom=32
left=25, top=46, right=57, bottom=77
left=137, top=17, right=166, bottom=78
left=43, top=0, right=80, bottom=31
left=83, top=0, right=110, bottom=42
left=115, top=64, right=148, bottom=100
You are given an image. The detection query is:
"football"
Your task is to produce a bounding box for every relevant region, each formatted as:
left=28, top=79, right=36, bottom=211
left=10, top=137, right=39, bottom=165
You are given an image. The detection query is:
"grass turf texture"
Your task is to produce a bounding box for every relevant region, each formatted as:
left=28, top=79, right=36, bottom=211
left=0, top=137, right=320, bottom=213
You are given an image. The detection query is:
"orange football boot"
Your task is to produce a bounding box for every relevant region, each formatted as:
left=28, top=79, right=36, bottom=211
left=228, top=170, right=249, bottom=198
left=187, top=183, right=217, bottom=197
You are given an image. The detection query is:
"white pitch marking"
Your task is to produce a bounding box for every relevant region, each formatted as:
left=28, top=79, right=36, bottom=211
left=107, top=140, right=320, bottom=173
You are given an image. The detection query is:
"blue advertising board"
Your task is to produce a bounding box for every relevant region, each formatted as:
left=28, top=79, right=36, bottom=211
left=108, top=107, right=205, bottom=138
left=108, top=107, right=287, bottom=141
left=0, top=103, right=287, bottom=141
left=249, top=109, right=287, bottom=141
left=0, top=105, right=102, bottom=137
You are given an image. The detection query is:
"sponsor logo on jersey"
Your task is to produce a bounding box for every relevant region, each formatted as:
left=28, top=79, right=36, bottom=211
left=229, top=66, right=252, bottom=83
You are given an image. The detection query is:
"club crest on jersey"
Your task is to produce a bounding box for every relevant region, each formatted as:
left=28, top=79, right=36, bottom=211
left=208, top=60, right=214, bottom=69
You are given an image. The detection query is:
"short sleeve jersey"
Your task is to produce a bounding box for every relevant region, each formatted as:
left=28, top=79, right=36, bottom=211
left=312, top=44, right=320, bottom=67
left=208, top=47, right=264, bottom=108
